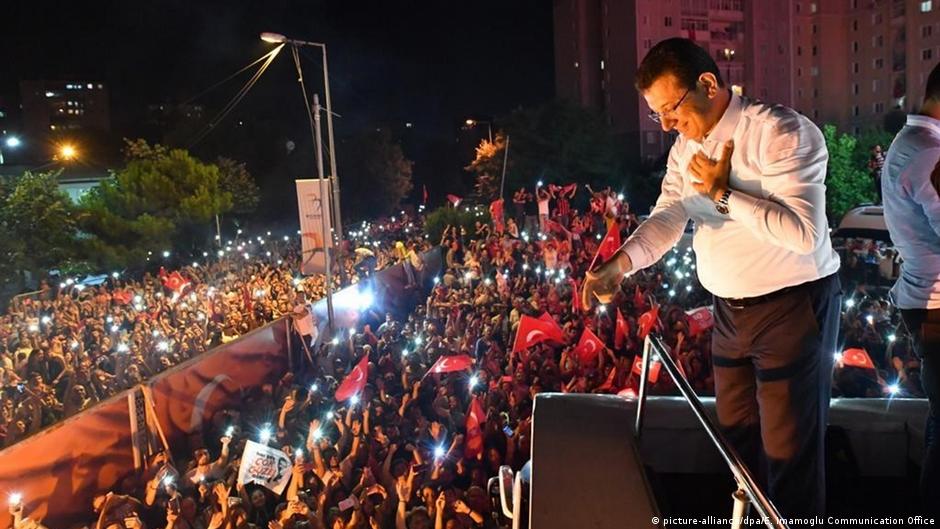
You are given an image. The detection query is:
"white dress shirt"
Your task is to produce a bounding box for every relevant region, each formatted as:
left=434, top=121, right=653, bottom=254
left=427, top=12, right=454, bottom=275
left=622, top=93, right=841, bottom=299
left=882, top=114, right=940, bottom=310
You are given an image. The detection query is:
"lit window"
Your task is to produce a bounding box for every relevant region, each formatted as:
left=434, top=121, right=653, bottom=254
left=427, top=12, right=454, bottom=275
left=922, top=1, right=933, bottom=13
left=600, top=60, right=605, bottom=70
left=87, top=83, right=93, bottom=89
left=574, top=61, right=579, bottom=68
left=810, top=2, right=817, bottom=13
left=811, top=66, right=819, bottom=76
left=45, top=91, right=55, bottom=98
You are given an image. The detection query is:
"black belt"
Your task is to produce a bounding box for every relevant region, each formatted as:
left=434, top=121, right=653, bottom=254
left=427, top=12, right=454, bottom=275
left=718, top=276, right=826, bottom=310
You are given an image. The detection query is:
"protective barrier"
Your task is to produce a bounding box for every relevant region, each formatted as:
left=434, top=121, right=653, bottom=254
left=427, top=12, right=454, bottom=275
left=0, top=247, right=443, bottom=527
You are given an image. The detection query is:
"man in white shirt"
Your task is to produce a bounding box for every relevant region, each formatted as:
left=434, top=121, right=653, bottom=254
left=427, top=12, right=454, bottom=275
left=582, top=38, right=841, bottom=517
left=882, top=61, right=940, bottom=515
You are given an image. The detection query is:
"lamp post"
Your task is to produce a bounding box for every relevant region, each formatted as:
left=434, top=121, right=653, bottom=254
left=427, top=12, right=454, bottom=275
left=465, top=119, right=493, bottom=143
left=261, top=32, right=346, bottom=283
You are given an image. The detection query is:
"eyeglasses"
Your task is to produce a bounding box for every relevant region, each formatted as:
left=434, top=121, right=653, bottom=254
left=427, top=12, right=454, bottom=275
left=648, top=87, right=692, bottom=124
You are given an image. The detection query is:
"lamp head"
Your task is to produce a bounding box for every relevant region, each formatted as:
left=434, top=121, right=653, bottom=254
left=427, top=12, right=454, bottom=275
left=260, top=32, right=287, bottom=44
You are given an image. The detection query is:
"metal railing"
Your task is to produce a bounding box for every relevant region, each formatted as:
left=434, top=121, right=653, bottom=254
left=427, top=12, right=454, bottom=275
left=635, top=333, right=789, bottom=529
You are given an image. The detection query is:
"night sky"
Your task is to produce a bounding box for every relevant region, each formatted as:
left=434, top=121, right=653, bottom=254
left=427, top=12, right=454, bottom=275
left=2, top=0, right=555, bottom=202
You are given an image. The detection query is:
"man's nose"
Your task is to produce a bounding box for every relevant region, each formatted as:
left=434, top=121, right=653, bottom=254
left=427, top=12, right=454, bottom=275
left=660, top=116, right=677, bottom=133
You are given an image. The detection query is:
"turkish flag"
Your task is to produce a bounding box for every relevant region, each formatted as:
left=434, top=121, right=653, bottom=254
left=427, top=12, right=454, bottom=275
left=637, top=305, right=660, bottom=339
left=596, top=365, right=620, bottom=393
left=511, top=315, right=565, bottom=355
left=427, top=354, right=474, bottom=375
left=574, top=327, right=606, bottom=364
left=112, top=289, right=133, bottom=305
left=842, top=348, right=875, bottom=370
left=161, top=271, right=191, bottom=294
left=335, top=354, right=369, bottom=402
left=633, top=285, right=646, bottom=310
left=561, top=183, right=578, bottom=196
left=446, top=194, right=462, bottom=207
left=615, top=308, right=630, bottom=349
left=423, top=184, right=429, bottom=205
left=569, top=278, right=582, bottom=313
left=544, top=218, right=570, bottom=237
left=489, top=198, right=504, bottom=221
left=538, top=311, right=562, bottom=331
left=686, top=306, right=714, bottom=337
left=592, top=221, right=621, bottom=268
left=464, top=397, right=486, bottom=459
left=631, top=355, right=661, bottom=384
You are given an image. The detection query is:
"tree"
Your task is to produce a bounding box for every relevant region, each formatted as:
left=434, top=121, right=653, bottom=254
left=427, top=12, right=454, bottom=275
left=466, top=137, right=503, bottom=202
left=464, top=101, right=621, bottom=197
left=337, top=129, right=413, bottom=221
left=216, top=157, right=261, bottom=216
left=79, top=139, right=232, bottom=267
left=424, top=206, right=490, bottom=244
left=0, top=171, right=80, bottom=288
left=822, top=125, right=878, bottom=221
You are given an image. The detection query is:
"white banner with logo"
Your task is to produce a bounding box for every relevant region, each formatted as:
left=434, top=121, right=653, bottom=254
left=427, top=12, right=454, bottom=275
left=236, top=440, right=293, bottom=495
left=296, top=179, right=332, bottom=275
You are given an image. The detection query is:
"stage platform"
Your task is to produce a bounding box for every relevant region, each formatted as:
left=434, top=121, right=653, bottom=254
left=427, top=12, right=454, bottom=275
left=529, top=394, right=929, bottom=528
left=627, top=396, right=928, bottom=477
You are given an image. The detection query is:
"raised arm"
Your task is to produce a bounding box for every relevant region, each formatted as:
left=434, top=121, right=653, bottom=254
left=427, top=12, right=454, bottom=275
left=724, top=118, right=830, bottom=255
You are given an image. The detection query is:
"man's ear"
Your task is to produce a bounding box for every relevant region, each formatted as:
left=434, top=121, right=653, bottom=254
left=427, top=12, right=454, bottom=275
left=698, top=72, right=721, bottom=98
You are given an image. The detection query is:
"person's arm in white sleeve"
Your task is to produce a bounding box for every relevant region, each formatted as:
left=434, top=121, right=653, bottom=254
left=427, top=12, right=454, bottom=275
left=725, top=117, right=829, bottom=255
left=909, top=149, right=940, bottom=238
left=621, top=146, right=690, bottom=271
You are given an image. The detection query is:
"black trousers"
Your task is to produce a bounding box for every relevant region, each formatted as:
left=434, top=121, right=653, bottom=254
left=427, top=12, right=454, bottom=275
left=900, top=307, right=940, bottom=516
left=712, top=273, right=842, bottom=517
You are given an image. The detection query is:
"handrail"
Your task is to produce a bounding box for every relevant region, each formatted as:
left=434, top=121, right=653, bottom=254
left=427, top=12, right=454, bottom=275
left=635, top=334, right=789, bottom=529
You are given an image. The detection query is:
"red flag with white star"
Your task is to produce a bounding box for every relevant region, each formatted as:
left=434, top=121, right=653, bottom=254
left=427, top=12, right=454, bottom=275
left=686, top=306, right=714, bottom=337
left=464, top=396, right=486, bottom=459
left=615, top=308, right=630, bottom=350
left=574, top=327, right=606, bottom=364
left=637, top=305, right=660, bottom=339
left=427, top=354, right=474, bottom=376
left=841, top=348, right=875, bottom=370
left=335, top=354, right=369, bottom=402
left=631, top=355, right=661, bottom=384
left=512, top=315, right=565, bottom=355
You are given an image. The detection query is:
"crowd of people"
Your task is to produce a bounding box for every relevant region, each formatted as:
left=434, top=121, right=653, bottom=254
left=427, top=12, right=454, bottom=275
left=0, top=216, right=429, bottom=449
left=1, top=181, right=923, bottom=529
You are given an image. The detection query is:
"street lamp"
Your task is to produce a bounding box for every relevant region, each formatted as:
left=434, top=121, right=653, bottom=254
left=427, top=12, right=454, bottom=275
left=260, top=31, right=345, bottom=282
left=465, top=119, right=492, bottom=143
left=0, top=135, right=20, bottom=165
left=59, top=144, right=78, bottom=162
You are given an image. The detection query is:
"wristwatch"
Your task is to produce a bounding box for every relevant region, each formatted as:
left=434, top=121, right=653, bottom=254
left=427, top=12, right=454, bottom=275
left=715, top=189, right=732, bottom=215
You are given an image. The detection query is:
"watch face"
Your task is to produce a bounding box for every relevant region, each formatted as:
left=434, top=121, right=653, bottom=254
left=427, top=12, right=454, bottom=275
left=715, top=203, right=730, bottom=215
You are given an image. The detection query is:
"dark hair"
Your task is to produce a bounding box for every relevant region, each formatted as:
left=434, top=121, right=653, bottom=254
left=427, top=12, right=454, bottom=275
left=635, top=38, right=724, bottom=92
left=926, top=61, right=940, bottom=103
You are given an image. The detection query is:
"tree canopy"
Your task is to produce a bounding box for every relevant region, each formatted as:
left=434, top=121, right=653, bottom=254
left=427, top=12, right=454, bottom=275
left=79, top=139, right=233, bottom=267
